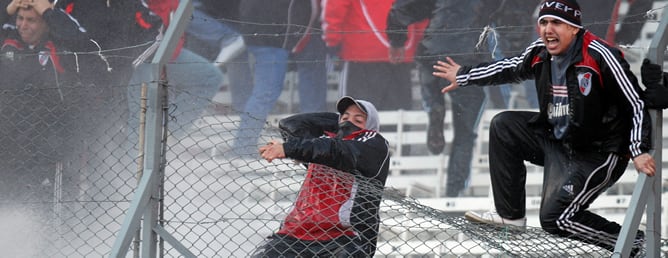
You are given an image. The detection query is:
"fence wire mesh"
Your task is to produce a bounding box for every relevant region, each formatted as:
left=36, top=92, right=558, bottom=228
left=0, top=75, right=667, bottom=257
left=0, top=80, right=132, bottom=257
left=3, top=1, right=668, bottom=254
left=150, top=85, right=668, bottom=257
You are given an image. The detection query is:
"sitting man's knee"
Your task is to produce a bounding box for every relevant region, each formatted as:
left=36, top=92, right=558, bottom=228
left=539, top=211, right=564, bottom=235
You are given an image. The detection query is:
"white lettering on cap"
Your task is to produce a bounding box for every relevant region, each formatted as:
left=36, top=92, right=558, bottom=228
left=541, top=1, right=581, bottom=18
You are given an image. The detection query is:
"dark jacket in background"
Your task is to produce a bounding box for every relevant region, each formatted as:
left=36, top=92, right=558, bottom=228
left=56, top=0, right=162, bottom=73
left=0, top=7, right=102, bottom=201
left=486, top=0, right=541, bottom=56
left=0, top=8, right=98, bottom=89
left=387, top=0, right=493, bottom=64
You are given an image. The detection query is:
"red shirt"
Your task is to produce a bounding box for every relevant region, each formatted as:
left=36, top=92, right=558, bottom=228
left=322, top=0, right=427, bottom=62
left=147, top=0, right=183, bottom=58
left=277, top=164, right=358, bottom=240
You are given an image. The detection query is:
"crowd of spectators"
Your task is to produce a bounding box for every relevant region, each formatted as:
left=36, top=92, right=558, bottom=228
left=0, top=0, right=657, bottom=226
left=0, top=0, right=660, bottom=256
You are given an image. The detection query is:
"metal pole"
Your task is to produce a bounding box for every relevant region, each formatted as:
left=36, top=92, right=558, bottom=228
left=133, top=83, right=148, bottom=258
left=612, top=7, right=667, bottom=257
left=108, top=1, right=193, bottom=257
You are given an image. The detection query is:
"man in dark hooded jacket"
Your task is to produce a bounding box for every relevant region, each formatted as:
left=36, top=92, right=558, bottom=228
left=253, top=96, right=390, bottom=257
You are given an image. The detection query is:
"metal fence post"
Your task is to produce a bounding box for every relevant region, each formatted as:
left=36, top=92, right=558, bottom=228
left=108, top=1, right=195, bottom=257
left=612, top=7, right=667, bottom=258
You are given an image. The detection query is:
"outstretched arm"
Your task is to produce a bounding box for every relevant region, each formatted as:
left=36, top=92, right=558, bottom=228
left=432, top=57, right=461, bottom=93
left=259, top=140, right=285, bottom=163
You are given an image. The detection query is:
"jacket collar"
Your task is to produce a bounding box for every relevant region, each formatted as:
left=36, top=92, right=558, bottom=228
left=538, top=29, right=586, bottom=66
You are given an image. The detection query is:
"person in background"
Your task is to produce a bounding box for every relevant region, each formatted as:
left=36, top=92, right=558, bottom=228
left=188, top=0, right=327, bottom=116
left=0, top=0, right=100, bottom=212
left=322, top=0, right=426, bottom=111
left=186, top=0, right=245, bottom=67
left=184, top=0, right=253, bottom=114
left=433, top=0, right=653, bottom=255
left=126, top=0, right=224, bottom=135
left=252, top=96, right=389, bottom=257
left=32, top=0, right=164, bottom=205
left=55, top=0, right=162, bottom=88
left=580, top=0, right=655, bottom=45
left=640, top=58, right=668, bottom=109
left=485, top=0, right=542, bottom=109
left=387, top=0, right=488, bottom=197
left=289, top=9, right=329, bottom=114
left=231, top=0, right=325, bottom=156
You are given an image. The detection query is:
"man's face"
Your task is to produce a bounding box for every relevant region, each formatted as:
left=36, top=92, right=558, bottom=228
left=339, top=104, right=367, bottom=130
left=538, top=17, right=579, bottom=56
left=16, top=8, right=48, bottom=46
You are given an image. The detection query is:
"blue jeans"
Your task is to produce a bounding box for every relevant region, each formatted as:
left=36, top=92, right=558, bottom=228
left=233, top=46, right=290, bottom=155
left=128, top=48, right=224, bottom=142
left=226, top=52, right=253, bottom=113
left=185, top=8, right=253, bottom=113
left=187, top=9, right=241, bottom=50
left=292, top=35, right=328, bottom=113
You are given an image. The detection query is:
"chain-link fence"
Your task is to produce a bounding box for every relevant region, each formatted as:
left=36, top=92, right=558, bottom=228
left=155, top=85, right=668, bottom=257
left=2, top=76, right=666, bottom=257
left=3, top=0, right=668, bottom=256
left=0, top=80, right=133, bottom=257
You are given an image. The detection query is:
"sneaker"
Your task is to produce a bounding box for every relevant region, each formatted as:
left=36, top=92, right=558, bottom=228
left=464, top=210, right=526, bottom=229
left=427, top=107, right=445, bottom=154
left=215, top=36, right=245, bottom=67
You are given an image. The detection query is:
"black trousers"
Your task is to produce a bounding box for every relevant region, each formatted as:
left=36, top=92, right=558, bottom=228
left=416, top=59, right=486, bottom=196
left=489, top=111, right=632, bottom=251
